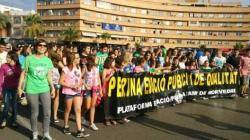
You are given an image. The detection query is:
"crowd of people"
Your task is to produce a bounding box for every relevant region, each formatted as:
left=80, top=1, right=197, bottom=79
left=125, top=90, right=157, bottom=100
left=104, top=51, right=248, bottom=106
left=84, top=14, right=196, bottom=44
left=0, top=39, right=249, bottom=140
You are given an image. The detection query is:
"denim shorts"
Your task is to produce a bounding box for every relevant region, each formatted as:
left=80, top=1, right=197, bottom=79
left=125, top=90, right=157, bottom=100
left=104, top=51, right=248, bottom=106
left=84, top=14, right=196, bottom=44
left=82, top=90, right=92, bottom=98
left=243, top=75, right=250, bottom=85
left=82, top=89, right=100, bottom=99
left=54, top=84, right=61, bottom=89
left=65, top=93, right=82, bottom=100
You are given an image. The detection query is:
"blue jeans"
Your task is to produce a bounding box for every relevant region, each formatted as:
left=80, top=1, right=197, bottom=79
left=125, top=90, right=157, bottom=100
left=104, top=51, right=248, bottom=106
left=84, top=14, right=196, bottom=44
left=1, top=89, right=17, bottom=123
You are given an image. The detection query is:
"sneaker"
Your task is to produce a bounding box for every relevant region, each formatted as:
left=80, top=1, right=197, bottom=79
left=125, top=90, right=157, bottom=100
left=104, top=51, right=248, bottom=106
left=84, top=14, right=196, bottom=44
left=32, top=133, right=38, bottom=140
left=11, top=122, right=18, bottom=128
left=53, top=118, right=59, bottom=123
left=41, top=135, right=54, bottom=140
left=82, top=119, right=89, bottom=127
left=89, top=123, right=99, bottom=131
left=1, top=104, right=4, bottom=108
left=244, top=95, right=248, bottom=99
left=1, top=121, right=6, bottom=128
left=123, top=118, right=130, bottom=123
left=111, top=120, right=117, bottom=125
left=76, top=128, right=90, bottom=138
left=105, top=120, right=111, bottom=126
left=63, top=127, right=71, bottom=135
left=202, top=97, right=209, bottom=100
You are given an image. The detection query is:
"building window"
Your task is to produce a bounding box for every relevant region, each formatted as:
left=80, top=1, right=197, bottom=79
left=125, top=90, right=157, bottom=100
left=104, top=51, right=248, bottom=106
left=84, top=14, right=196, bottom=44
left=177, top=31, right=182, bottom=35
left=218, top=14, right=224, bottom=18
left=96, top=1, right=112, bottom=10
left=189, top=13, right=194, bottom=18
left=141, top=29, right=146, bottom=33
left=141, top=9, right=147, bottom=14
left=111, top=16, right=116, bottom=21
left=236, top=23, right=242, bottom=27
left=131, top=8, right=136, bottom=14
left=236, top=32, right=242, bottom=36
left=236, top=14, right=243, bottom=18
left=13, top=17, right=21, bottom=24
left=84, top=0, right=92, bottom=5
left=176, top=22, right=183, bottom=26
left=208, top=14, right=214, bottom=18
left=177, top=13, right=183, bottom=17
left=141, top=19, right=146, bottom=24
left=164, top=21, right=170, bottom=26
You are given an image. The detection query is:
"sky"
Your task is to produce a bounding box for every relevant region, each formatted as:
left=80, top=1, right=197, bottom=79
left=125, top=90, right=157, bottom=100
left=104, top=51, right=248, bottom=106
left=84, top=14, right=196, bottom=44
left=0, top=0, right=249, bottom=10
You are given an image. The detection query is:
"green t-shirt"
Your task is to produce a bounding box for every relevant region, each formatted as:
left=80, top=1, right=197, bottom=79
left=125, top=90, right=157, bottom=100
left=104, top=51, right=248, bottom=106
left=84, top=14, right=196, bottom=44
left=162, top=48, right=167, bottom=58
left=133, top=52, right=140, bottom=58
left=96, top=52, right=108, bottom=72
left=24, top=55, right=53, bottom=94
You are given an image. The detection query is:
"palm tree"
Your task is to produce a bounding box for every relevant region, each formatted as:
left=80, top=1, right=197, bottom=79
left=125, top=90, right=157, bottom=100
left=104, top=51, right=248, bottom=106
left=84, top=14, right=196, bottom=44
left=60, top=27, right=80, bottom=44
left=0, top=13, right=10, bottom=29
left=234, top=42, right=244, bottom=50
left=24, top=14, right=44, bottom=38
left=100, top=32, right=111, bottom=44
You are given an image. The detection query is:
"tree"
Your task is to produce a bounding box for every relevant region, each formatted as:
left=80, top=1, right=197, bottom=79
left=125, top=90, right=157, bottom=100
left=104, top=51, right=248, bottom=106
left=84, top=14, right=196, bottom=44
left=60, top=27, right=80, bottom=44
left=100, top=32, right=111, bottom=44
left=234, top=42, right=244, bottom=50
left=24, top=14, right=44, bottom=38
left=0, top=13, right=10, bottom=29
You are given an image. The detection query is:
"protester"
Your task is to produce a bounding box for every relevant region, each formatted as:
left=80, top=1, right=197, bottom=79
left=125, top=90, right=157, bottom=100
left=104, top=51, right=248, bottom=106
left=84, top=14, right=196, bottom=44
left=96, top=45, right=108, bottom=72
left=213, top=50, right=226, bottom=69
left=59, top=52, right=90, bottom=137
left=17, top=39, right=55, bottom=140
left=0, top=51, right=21, bottom=128
left=102, top=58, right=117, bottom=125
left=82, top=55, right=101, bottom=131
left=239, top=49, right=250, bottom=98
left=49, top=51, right=62, bottom=123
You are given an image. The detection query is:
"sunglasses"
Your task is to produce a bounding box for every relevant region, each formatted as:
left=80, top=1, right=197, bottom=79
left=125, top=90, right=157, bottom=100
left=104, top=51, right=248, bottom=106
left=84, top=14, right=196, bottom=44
left=38, top=44, right=47, bottom=47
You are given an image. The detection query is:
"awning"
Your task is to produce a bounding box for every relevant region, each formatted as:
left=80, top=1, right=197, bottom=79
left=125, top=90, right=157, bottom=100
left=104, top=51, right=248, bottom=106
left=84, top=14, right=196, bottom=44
left=111, top=35, right=129, bottom=39
left=82, top=32, right=97, bottom=37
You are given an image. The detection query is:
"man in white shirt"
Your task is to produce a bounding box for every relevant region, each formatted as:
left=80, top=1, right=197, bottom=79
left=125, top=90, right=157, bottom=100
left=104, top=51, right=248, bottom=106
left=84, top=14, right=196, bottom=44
left=199, top=50, right=210, bottom=66
left=213, top=49, right=226, bottom=69
left=0, top=41, right=7, bottom=66
left=0, top=40, right=7, bottom=107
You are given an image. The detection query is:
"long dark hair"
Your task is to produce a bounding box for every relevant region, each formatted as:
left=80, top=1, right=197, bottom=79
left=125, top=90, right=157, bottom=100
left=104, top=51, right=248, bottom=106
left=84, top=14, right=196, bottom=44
left=104, top=57, right=115, bottom=69
left=66, top=52, right=79, bottom=70
left=20, top=44, right=31, bottom=57
left=7, top=51, right=20, bottom=66
left=86, top=54, right=96, bottom=71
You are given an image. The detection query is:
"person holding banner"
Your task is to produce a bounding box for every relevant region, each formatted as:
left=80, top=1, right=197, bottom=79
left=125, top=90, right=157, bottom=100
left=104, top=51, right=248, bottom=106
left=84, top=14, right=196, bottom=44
left=102, top=57, right=117, bottom=126
left=240, top=50, right=250, bottom=98
left=134, top=57, right=146, bottom=73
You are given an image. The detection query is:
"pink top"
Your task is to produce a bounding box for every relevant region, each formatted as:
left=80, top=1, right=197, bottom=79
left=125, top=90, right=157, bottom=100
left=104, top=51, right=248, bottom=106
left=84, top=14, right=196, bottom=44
left=133, top=66, right=144, bottom=73
left=0, top=64, right=21, bottom=92
left=62, top=66, right=81, bottom=95
left=83, top=66, right=99, bottom=88
left=240, top=56, right=250, bottom=76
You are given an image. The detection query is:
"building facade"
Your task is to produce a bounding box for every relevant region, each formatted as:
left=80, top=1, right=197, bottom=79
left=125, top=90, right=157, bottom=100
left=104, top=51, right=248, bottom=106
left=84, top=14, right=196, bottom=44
left=0, top=4, right=35, bottom=38
left=10, top=10, right=36, bottom=38
left=37, top=0, right=250, bottom=48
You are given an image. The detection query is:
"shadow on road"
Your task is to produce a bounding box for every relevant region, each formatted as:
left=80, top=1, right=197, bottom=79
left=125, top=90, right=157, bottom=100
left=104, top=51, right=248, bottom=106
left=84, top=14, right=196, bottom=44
left=191, top=101, right=250, bottom=115
left=132, top=116, right=227, bottom=140
left=176, top=112, right=250, bottom=134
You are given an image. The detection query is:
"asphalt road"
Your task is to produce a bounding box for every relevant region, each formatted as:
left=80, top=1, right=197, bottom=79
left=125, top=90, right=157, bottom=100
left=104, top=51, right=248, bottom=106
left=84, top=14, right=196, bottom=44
left=0, top=97, right=250, bottom=140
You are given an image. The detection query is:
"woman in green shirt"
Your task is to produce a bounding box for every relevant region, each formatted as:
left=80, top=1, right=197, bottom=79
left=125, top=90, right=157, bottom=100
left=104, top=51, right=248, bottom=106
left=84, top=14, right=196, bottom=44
left=18, top=39, right=55, bottom=140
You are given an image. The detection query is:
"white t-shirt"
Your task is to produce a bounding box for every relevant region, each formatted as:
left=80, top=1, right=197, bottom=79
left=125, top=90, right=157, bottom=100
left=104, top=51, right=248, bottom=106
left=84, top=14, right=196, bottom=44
left=0, top=51, right=7, bottom=66
left=199, top=56, right=208, bottom=66
left=214, top=56, right=226, bottom=68
left=179, top=62, right=186, bottom=69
